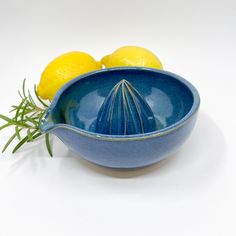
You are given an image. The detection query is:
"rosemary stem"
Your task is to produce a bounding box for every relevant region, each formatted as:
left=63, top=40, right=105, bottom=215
left=0, top=79, right=52, bottom=156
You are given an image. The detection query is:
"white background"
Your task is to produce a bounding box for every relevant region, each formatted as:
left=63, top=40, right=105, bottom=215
left=0, top=0, right=235, bottom=235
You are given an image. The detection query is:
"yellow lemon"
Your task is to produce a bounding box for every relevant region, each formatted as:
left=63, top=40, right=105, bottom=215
left=101, top=46, right=163, bottom=70
left=37, top=51, right=102, bottom=100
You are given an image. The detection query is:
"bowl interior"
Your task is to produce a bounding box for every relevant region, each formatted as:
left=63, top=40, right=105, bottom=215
left=51, top=68, right=194, bottom=134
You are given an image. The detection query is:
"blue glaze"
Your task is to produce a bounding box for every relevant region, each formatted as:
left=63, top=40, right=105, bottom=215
left=95, top=79, right=157, bottom=135
left=40, top=67, right=200, bottom=168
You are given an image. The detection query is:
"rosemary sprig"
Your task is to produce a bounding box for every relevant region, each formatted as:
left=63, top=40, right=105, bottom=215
left=0, top=79, right=53, bottom=156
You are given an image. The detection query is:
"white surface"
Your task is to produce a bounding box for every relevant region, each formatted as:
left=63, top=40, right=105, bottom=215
left=0, top=0, right=235, bottom=235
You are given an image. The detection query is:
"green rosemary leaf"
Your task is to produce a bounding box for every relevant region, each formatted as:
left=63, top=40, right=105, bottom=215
left=10, top=105, right=18, bottom=113
left=18, top=90, right=23, bottom=99
left=14, top=98, right=27, bottom=122
left=17, top=110, right=33, bottom=118
left=30, top=132, right=42, bottom=141
left=25, top=116, right=38, bottom=126
left=0, top=123, right=12, bottom=131
left=22, top=78, right=27, bottom=98
left=45, top=133, right=53, bottom=157
left=0, top=114, right=12, bottom=123
left=29, top=111, right=38, bottom=118
left=12, top=135, right=29, bottom=153
left=15, top=126, right=21, bottom=140
left=36, top=111, right=46, bottom=128
left=20, top=101, right=29, bottom=123
left=2, top=133, right=17, bottom=153
left=28, top=90, right=36, bottom=106
left=39, top=109, right=46, bottom=120
left=34, top=85, right=48, bottom=108
left=27, top=129, right=33, bottom=141
left=12, top=129, right=38, bottom=153
left=12, top=121, right=31, bottom=129
left=10, top=108, right=17, bottom=113
left=30, top=116, right=40, bottom=120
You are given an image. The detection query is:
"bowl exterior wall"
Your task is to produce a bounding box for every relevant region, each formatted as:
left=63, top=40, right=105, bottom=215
left=52, top=113, right=198, bottom=168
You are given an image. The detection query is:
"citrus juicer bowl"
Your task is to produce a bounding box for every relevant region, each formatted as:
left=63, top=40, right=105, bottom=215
left=40, top=67, right=200, bottom=168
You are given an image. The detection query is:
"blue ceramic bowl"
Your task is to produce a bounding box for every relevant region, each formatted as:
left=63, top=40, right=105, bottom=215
left=40, top=67, right=200, bottom=168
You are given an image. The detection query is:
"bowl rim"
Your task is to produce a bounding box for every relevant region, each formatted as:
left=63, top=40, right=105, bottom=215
left=41, top=67, right=200, bottom=141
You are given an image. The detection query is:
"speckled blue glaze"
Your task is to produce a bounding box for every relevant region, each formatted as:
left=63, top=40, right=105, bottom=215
left=40, top=67, right=200, bottom=168
left=95, top=79, right=157, bottom=135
